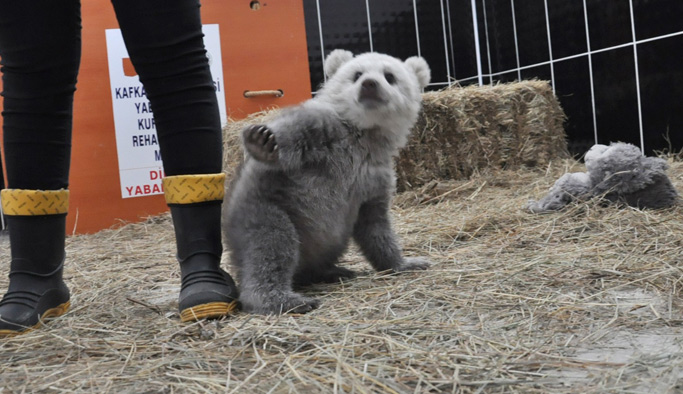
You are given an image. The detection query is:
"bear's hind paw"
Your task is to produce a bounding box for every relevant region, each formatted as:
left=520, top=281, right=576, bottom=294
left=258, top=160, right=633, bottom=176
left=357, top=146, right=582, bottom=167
left=243, top=292, right=320, bottom=315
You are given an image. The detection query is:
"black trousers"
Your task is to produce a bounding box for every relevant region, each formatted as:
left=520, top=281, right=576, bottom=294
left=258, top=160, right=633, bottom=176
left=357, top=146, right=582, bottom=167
left=0, top=0, right=223, bottom=190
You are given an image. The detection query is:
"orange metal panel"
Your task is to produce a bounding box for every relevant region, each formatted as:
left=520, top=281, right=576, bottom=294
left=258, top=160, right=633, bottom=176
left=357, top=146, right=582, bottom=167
left=204, top=0, right=313, bottom=118
left=0, top=0, right=311, bottom=234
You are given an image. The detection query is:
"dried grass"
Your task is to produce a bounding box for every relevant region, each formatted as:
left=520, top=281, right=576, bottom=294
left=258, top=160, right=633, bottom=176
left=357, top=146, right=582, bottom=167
left=1, top=157, right=681, bottom=393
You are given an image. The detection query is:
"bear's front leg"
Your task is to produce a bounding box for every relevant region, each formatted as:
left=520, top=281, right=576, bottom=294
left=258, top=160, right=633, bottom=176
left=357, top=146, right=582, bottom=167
left=243, top=125, right=279, bottom=163
left=352, top=198, right=431, bottom=272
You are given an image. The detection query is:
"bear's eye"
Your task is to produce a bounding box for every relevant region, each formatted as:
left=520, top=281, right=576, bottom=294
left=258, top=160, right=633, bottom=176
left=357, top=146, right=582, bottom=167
left=353, top=71, right=363, bottom=82
left=384, top=72, right=396, bottom=84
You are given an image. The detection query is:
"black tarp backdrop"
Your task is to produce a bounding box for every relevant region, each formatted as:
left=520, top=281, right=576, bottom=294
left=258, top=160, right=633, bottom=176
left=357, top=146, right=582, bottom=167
left=302, top=0, right=683, bottom=157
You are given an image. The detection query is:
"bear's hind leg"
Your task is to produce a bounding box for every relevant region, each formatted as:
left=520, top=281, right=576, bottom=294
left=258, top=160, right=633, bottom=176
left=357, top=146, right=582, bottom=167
left=321, top=264, right=356, bottom=283
left=293, top=261, right=356, bottom=286
left=233, top=205, right=319, bottom=315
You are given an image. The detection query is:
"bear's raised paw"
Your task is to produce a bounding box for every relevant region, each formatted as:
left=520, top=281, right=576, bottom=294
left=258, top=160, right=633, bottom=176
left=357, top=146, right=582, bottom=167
left=243, top=125, right=279, bottom=163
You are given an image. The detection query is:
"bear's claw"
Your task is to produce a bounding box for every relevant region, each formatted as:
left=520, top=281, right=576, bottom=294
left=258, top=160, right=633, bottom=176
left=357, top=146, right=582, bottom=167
left=244, top=124, right=279, bottom=163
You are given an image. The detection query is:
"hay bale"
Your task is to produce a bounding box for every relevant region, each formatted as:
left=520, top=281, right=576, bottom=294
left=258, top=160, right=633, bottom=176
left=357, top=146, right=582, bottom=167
left=222, top=80, right=569, bottom=190
left=397, top=80, right=569, bottom=191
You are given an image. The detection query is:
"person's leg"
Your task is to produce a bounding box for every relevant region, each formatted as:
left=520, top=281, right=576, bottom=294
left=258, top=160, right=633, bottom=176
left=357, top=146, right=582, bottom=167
left=0, top=0, right=81, bottom=336
left=111, top=0, right=237, bottom=321
left=111, top=0, right=221, bottom=176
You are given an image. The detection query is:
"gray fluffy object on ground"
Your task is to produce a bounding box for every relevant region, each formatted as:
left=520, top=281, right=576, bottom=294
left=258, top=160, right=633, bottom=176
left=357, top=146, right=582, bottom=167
left=527, top=142, right=679, bottom=213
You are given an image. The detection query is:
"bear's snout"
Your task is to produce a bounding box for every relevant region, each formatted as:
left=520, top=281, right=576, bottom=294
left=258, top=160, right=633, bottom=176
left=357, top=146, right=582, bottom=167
left=359, top=78, right=383, bottom=104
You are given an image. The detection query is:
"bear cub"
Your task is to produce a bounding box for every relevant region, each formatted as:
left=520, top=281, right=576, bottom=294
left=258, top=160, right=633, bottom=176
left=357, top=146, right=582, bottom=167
left=223, top=49, right=432, bottom=315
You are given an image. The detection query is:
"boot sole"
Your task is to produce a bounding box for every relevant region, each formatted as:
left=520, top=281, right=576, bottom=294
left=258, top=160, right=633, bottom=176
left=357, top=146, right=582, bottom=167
left=180, top=300, right=238, bottom=322
left=0, top=300, right=70, bottom=337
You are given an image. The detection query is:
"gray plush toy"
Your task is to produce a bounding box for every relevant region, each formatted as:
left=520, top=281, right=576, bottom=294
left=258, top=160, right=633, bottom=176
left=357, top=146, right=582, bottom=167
left=527, top=142, right=679, bottom=213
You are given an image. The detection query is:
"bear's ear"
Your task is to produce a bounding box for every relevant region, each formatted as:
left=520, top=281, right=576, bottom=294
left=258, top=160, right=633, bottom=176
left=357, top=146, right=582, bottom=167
left=404, top=56, right=431, bottom=89
left=324, top=49, right=354, bottom=79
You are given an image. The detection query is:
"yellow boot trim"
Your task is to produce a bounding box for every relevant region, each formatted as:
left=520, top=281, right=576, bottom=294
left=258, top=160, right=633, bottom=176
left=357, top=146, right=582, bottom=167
left=180, top=300, right=238, bottom=322
left=0, top=300, right=70, bottom=337
left=162, top=173, right=226, bottom=205
left=1, top=189, right=69, bottom=216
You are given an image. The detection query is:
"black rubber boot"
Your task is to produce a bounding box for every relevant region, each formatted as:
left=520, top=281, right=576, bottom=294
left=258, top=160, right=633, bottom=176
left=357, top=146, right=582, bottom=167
left=0, top=214, right=70, bottom=337
left=170, top=202, right=238, bottom=322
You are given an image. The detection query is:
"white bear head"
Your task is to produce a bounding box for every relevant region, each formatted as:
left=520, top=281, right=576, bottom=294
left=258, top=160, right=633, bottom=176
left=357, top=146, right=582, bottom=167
left=317, top=49, right=431, bottom=149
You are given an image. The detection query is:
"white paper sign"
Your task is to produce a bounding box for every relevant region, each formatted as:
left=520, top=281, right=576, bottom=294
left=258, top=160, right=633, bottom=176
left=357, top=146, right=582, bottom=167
left=106, top=24, right=226, bottom=199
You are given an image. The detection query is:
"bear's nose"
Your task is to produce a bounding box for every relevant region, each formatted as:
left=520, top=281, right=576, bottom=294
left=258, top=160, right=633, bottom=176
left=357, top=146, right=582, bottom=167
left=361, top=79, right=377, bottom=90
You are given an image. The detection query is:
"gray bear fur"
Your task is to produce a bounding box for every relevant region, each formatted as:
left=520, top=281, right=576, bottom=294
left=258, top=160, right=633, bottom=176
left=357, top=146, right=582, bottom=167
left=223, top=49, right=432, bottom=315
left=527, top=142, right=679, bottom=213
